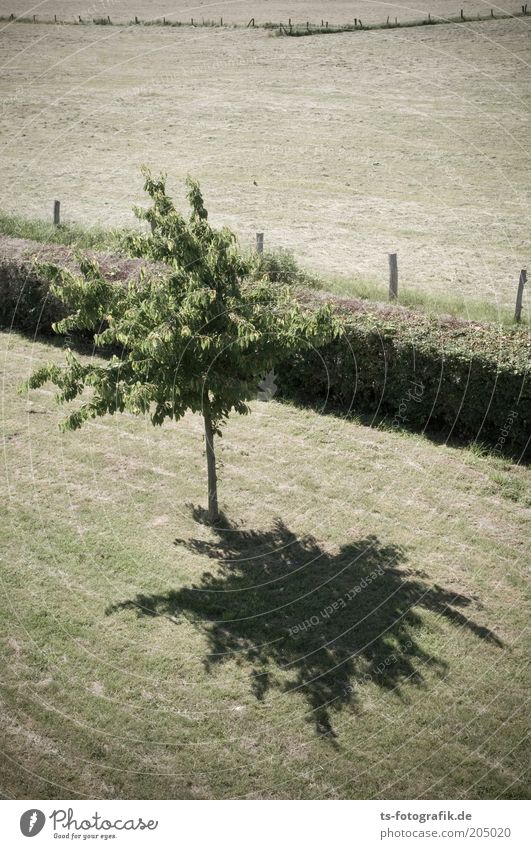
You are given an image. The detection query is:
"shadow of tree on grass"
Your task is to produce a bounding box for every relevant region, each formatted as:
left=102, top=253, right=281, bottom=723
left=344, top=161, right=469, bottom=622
left=107, top=512, right=502, bottom=737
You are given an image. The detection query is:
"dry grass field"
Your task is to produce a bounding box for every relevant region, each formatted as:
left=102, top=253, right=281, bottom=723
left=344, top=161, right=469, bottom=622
left=2, top=1, right=522, bottom=26
left=1, top=330, right=530, bottom=799
left=1, top=14, right=530, bottom=308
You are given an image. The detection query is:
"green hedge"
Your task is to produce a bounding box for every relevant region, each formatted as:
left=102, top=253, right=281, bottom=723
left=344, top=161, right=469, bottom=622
left=0, top=257, right=68, bottom=332
left=1, top=247, right=529, bottom=458
left=278, top=310, right=530, bottom=459
left=0, top=242, right=145, bottom=334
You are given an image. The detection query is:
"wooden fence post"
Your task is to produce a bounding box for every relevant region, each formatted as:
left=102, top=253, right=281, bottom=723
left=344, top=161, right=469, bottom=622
left=256, top=232, right=264, bottom=254
left=388, top=253, right=398, bottom=300
left=514, top=269, right=526, bottom=322
left=53, top=200, right=60, bottom=227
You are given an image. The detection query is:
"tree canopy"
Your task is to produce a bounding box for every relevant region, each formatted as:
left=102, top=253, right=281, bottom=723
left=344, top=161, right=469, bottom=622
left=25, top=170, right=339, bottom=520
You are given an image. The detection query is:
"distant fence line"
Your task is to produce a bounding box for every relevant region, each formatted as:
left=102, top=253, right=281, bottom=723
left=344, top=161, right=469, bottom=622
left=0, top=7, right=529, bottom=34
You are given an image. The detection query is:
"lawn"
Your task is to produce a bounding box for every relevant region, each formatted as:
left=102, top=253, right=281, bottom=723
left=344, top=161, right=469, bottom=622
left=1, top=330, right=529, bottom=799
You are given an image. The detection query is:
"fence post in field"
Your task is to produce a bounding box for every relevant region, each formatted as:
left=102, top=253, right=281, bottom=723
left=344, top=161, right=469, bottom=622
left=514, top=269, right=527, bottom=322
left=388, top=253, right=398, bottom=300
left=460, top=9, right=464, bottom=20
left=53, top=200, right=60, bottom=227
left=256, top=232, right=264, bottom=254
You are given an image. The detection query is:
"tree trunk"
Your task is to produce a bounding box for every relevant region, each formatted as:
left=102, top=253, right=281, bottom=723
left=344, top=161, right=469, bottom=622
left=203, top=407, right=219, bottom=524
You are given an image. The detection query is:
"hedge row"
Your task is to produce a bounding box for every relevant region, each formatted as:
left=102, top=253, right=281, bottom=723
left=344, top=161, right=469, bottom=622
left=0, top=237, right=148, bottom=333
left=1, top=238, right=529, bottom=458
left=279, top=298, right=530, bottom=459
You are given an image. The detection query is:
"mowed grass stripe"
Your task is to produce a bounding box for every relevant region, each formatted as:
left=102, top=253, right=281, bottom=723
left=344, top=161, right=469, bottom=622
left=1, top=331, right=529, bottom=798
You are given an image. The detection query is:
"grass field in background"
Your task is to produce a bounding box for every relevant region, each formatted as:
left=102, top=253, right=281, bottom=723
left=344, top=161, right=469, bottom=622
left=1, top=18, right=529, bottom=307
left=1, top=331, right=529, bottom=799
left=2, top=1, right=521, bottom=27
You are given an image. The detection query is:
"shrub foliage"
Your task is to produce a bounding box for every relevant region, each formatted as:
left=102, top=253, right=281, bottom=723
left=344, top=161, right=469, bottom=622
left=279, top=309, right=530, bottom=459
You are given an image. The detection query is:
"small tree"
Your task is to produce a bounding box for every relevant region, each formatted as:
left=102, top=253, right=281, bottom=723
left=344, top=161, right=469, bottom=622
left=25, top=171, right=339, bottom=522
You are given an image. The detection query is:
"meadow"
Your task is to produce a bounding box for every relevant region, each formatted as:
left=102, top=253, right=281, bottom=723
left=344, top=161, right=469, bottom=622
left=1, top=330, right=529, bottom=799
left=1, top=14, right=530, bottom=308
left=1, top=1, right=530, bottom=802
left=2, top=1, right=522, bottom=27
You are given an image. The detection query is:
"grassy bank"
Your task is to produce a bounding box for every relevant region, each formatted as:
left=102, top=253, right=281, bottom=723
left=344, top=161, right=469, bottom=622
left=0, top=211, right=125, bottom=253
left=1, top=211, right=527, bottom=326
left=1, top=330, right=529, bottom=798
